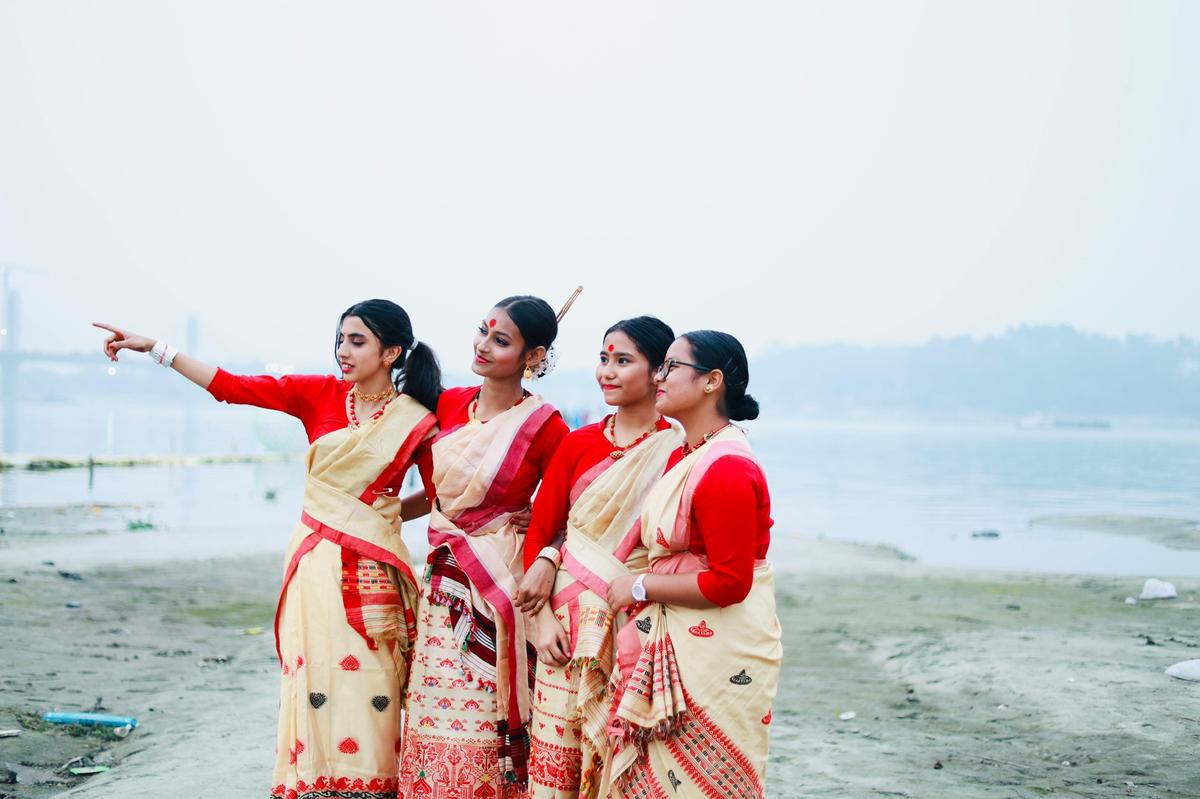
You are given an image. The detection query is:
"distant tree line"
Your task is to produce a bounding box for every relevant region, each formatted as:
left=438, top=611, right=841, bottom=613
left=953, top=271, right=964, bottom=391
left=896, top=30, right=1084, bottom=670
left=17, top=325, right=1200, bottom=419
left=752, top=325, right=1200, bottom=418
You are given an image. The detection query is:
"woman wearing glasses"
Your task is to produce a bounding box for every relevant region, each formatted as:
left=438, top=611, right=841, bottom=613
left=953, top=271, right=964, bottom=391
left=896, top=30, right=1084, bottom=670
left=515, top=316, right=681, bottom=799
left=604, top=330, right=781, bottom=799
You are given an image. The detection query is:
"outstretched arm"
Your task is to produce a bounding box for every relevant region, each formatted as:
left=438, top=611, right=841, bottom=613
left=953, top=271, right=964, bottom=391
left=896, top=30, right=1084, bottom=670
left=93, top=322, right=217, bottom=390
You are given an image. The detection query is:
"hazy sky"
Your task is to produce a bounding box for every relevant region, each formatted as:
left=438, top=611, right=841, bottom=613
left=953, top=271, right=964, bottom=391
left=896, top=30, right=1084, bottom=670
left=1, top=2, right=1196, bottom=371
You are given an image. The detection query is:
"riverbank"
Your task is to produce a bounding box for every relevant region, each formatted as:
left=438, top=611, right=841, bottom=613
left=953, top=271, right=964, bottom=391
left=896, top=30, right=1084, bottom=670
left=0, top=453, right=295, bottom=472
left=1, top=539, right=1197, bottom=798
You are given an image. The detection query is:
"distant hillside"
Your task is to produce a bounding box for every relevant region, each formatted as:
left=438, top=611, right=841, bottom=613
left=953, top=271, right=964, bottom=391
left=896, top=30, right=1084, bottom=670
left=15, top=325, right=1200, bottom=419
left=752, top=325, right=1200, bottom=418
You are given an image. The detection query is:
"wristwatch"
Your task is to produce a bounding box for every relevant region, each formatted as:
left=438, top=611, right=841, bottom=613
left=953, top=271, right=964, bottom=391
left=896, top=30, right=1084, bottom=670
left=631, top=574, right=648, bottom=603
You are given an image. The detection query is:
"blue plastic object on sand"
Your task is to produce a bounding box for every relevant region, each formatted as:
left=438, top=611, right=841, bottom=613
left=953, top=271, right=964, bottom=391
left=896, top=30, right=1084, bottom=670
left=43, top=712, right=138, bottom=728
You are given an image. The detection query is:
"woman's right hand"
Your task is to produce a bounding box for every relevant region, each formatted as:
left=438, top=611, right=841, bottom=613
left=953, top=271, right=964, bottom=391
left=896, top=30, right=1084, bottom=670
left=515, top=557, right=556, bottom=614
left=92, top=322, right=155, bottom=362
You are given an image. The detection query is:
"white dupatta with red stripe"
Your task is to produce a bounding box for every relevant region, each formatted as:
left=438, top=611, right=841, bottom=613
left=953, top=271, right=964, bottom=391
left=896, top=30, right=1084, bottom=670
left=279, top=394, right=436, bottom=663
left=425, top=394, right=560, bottom=781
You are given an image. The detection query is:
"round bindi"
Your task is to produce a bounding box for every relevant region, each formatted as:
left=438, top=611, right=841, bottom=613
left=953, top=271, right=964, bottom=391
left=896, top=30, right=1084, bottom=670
left=489, top=319, right=497, bottom=328
left=607, top=345, right=615, bottom=352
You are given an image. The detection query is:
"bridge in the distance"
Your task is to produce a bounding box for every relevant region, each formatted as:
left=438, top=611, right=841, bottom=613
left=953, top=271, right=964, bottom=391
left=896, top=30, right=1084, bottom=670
left=0, top=267, right=199, bottom=453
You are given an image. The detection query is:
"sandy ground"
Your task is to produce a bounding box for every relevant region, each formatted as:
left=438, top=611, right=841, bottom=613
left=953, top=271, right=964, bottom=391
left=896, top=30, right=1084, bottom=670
left=766, top=540, right=1200, bottom=798
left=0, top=553, right=280, bottom=798
left=2, top=532, right=1199, bottom=798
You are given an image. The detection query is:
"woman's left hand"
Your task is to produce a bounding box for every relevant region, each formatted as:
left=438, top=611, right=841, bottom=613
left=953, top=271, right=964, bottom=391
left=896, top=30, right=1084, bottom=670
left=530, top=607, right=571, bottom=667
left=607, top=574, right=637, bottom=609
left=510, top=506, right=532, bottom=534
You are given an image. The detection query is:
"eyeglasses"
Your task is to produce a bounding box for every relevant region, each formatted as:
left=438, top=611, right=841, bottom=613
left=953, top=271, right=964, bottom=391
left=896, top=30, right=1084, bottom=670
left=655, top=358, right=714, bottom=380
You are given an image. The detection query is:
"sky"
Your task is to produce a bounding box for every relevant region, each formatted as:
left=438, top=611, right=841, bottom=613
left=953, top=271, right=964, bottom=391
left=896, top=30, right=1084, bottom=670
left=1, top=1, right=1196, bottom=371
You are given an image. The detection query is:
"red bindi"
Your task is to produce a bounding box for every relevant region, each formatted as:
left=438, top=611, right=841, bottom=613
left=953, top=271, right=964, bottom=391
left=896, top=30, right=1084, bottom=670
left=607, top=344, right=615, bottom=352
left=489, top=319, right=497, bottom=328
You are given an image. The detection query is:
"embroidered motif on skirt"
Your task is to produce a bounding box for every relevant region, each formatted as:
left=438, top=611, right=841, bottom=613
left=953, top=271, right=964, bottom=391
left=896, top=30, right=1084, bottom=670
left=269, top=775, right=398, bottom=799
left=399, top=598, right=530, bottom=799
left=417, top=547, right=537, bottom=787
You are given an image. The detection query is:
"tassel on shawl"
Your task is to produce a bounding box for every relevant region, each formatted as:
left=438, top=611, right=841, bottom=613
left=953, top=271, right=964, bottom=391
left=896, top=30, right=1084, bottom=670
left=498, top=719, right=532, bottom=788
left=607, top=611, right=691, bottom=744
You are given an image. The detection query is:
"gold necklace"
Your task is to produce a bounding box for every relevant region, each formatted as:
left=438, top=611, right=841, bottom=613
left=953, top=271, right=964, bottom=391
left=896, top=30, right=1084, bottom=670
left=353, top=384, right=396, bottom=403
left=346, top=390, right=394, bottom=429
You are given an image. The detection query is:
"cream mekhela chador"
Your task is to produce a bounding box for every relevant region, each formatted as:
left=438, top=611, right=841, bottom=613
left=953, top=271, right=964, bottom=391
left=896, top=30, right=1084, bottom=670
left=273, top=390, right=435, bottom=798
left=527, top=420, right=682, bottom=797
left=398, top=390, right=566, bottom=798
left=605, top=426, right=781, bottom=799
left=91, top=299, right=441, bottom=799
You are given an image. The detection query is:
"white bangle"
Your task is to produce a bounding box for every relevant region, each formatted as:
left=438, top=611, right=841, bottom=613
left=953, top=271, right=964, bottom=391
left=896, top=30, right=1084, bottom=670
left=537, top=546, right=562, bottom=568
left=149, top=341, right=179, bottom=368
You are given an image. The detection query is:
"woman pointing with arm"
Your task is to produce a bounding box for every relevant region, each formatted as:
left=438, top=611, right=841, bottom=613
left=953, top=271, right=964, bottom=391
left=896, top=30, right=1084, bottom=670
left=96, top=299, right=442, bottom=799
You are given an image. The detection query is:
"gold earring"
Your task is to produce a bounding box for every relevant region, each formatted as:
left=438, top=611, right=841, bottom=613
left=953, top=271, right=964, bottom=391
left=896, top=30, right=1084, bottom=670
left=523, top=366, right=534, bottom=380
left=704, top=385, right=714, bottom=393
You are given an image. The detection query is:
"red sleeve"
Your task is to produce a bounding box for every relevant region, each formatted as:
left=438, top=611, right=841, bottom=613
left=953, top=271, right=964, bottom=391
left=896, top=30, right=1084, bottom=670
left=524, top=434, right=579, bottom=570
left=435, top=386, right=476, bottom=429
left=531, top=412, right=570, bottom=473
left=515, top=411, right=569, bottom=566
left=208, top=369, right=334, bottom=420
left=414, top=437, right=436, bottom=502
left=692, top=457, right=772, bottom=607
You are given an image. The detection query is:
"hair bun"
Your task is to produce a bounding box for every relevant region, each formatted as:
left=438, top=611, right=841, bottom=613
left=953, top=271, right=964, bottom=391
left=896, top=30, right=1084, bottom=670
left=495, top=295, right=558, bottom=351
left=682, top=329, right=758, bottom=422
left=731, top=392, right=760, bottom=422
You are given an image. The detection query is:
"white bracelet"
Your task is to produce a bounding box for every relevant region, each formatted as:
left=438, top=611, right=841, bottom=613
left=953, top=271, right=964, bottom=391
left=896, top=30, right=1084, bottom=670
left=537, top=546, right=562, bottom=568
left=149, top=341, right=179, bottom=368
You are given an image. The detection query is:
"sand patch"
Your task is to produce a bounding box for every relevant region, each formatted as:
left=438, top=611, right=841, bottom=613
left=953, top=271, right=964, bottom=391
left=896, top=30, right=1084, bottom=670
left=1030, top=514, right=1200, bottom=551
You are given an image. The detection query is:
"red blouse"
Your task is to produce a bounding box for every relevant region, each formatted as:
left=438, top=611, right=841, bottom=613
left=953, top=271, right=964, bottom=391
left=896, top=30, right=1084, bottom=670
left=524, top=415, right=673, bottom=571
left=432, top=386, right=569, bottom=509
left=665, top=447, right=773, bottom=608
left=206, top=368, right=435, bottom=495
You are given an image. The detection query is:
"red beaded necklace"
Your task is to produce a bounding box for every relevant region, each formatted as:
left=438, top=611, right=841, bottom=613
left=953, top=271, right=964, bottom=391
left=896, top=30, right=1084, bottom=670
left=680, top=421, right=734, bottom=456
left=605, top=413, right=661, bottom=459
left=469, top=388, right=529, bottom=422
left=346, top=389, right=393, bottom=429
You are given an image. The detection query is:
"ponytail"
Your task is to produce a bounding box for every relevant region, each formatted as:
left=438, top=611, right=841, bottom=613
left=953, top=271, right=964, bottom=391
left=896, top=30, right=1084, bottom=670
left=397, top=339, right=443, bottom=413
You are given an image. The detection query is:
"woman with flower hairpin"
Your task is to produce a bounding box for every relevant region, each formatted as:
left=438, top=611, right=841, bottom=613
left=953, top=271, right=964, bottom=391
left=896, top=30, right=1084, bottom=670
left=396, top=291, right=580, bottom=798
